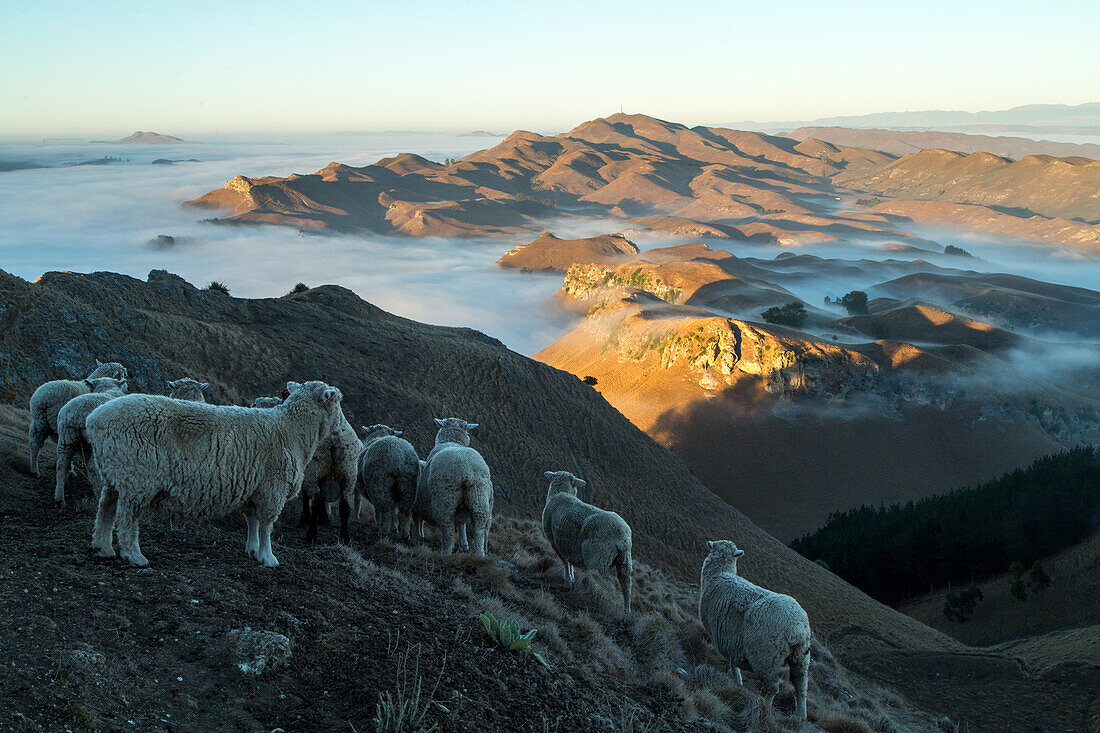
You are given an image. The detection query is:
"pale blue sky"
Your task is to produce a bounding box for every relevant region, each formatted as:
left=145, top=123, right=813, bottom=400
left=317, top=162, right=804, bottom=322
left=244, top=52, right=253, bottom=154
left=2, top=0, right=1097, bottom=136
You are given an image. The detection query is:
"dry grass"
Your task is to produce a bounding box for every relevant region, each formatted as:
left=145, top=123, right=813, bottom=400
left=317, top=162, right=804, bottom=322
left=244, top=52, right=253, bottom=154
left=351, top=515, right=951, bottom=732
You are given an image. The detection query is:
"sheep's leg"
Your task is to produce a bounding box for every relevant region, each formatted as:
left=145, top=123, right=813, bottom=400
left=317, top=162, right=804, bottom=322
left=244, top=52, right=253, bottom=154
left=307, top=495, right=324, bottom=544
left=298, top=493, right=311, bottom=528
left=54, top=442, right=75, bottom=510
left=457, top=523, right=470, bottom=553
left=338, top=497, right=351, bottom=545
left=256, top=520, right=279, bottom=568
left=440, top=524, right=456, bottom=555
left=616, top=551, right=633, bottom=616
left=398, top=511, right=412, bottom=540
left=28, top=422, right=46, bottom=477
left=746, top=647, right=786, bottom=714
left=92, top=485, right=119, bottom=557
left=245, top=515, right=260, bottom=558
left=731, top=665, right=743, bottom=686
left=790, top=649, right=810, bottom=721
left=115, top=499, right=148, bottom=567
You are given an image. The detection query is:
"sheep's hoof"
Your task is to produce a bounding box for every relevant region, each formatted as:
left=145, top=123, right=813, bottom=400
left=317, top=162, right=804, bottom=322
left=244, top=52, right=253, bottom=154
left=122, top=552, right=149, bottom=567
left=339, top=531, right=350, bottom=545
left=258, top=554, right=280, bottom=568
left=458, top=544, right=470, bottom=553
left=94, top=545, right=115, bottom=558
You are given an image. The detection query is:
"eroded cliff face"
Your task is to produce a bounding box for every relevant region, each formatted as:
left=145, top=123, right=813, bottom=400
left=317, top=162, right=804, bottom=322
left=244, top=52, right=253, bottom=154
left=577, top=291, right=876, bottom=396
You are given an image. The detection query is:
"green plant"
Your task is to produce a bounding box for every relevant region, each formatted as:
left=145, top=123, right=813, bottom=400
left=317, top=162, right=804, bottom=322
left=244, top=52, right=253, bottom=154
left=942, top=586, right=983, bottom=623
left=479, top=612, right=549, bottom=669
left=839, top=290, right=869, bottom=315
left=374, top=679, right=437, bottom=733
left=288, top=282, right=309, bottom=295
left=855, top=197, right=882, bottom=207
left=205, top=280, right=230, bottom=294
left=1029, top=561, right=1050, bottom=591
left=760, top=302, right=807, bottom=328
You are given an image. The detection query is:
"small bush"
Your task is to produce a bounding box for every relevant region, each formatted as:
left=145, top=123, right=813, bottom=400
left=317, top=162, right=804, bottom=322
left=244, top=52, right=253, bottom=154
left=1029, top=561, right=1051, bottom=590
left=288, top=282, right=309, bottom=295
left=760, top=301, right=807, bottom=328
left=943, top=244, right=973, bottom=258
left=855, top=197, right=883, bottom=207
left=205, top=280, right=230, bottom=294
left=582, top=375, right=598, bottom=386
left=839, top=290, right=869, bottom=315
left=479, top=612, right=549, bottom=669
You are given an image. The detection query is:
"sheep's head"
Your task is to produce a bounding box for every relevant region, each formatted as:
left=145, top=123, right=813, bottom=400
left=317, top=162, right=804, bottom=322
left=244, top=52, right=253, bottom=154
left=433, top=417, right=478, bottom=447
left=287, top=381, right=344, bottom=431
left=362, top=424, right=402, bottom=443
left=168, top=378, right=209, bottom=403
left=90, top=360, right=127, bottom=380
left=704, top=540, right=745, bottom=574
left=251, top=396, right=284, bottom=409
left=87, top=377, right=127, bottom=395
left=544, top=470, right=586, bottom=500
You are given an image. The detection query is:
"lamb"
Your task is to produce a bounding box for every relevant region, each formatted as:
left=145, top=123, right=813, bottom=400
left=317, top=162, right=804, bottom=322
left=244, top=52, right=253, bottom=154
left=357, top=424, right=420, bottom=539
left=52, top=378, right=128, bottom=509
left=412, top=417, right=493, bottom=555
left=87, top=380, right=343, bottom=567
left=698, top=540, right=812, bottom=721
left=296, top=394, right=361, bottom=545
left=167, top=378, right=209, bottom=402
left=541, top=470, right=632, bottom=615
left=27, top=361, right=127, bottom=476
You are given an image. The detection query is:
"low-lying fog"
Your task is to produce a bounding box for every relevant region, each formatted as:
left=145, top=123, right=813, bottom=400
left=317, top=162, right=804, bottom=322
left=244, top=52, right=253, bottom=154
left=1, top=132, right=1097, bottom=357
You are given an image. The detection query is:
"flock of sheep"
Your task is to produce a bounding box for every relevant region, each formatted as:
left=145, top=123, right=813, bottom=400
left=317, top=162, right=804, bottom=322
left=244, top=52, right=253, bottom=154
left=25, top=360, right=813, bottom=721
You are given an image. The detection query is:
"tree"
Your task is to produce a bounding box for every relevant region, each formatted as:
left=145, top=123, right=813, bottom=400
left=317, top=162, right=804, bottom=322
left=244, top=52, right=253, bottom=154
left=1029, top=561, right=1051, bottom=591
left=205, top=281, right=230, bottom=295
left=943, top=585, right=983, bottom=623
left=287, top=282, right=309, bottom=295
left=761, top=302, right=807, bottom=328
left=839, top=290, right=869, bottom=315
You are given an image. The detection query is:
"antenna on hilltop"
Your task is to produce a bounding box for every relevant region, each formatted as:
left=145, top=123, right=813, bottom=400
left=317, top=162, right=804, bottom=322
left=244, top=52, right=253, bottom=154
left=619, top=103, right=623, bottom=114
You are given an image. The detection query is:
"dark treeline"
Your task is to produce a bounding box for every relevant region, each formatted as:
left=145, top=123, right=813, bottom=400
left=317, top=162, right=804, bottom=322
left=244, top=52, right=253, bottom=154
left=790, top=447, right=1100, bottom=605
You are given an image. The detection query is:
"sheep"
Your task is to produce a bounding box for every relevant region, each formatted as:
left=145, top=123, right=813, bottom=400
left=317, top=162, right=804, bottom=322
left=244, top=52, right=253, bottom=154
left=87, top=380, right=343, bottom=568
left=251, top=396, right=283, bottom=408
left=541, top=470, right=632, bottom=614
left=357, top=424, right=420, bottom=539
left=699, top=540, right=812, bottom=721
left=167, top=378, right=209, bottom=402
left=296, top=393, right=361, bottom=545
left=412, top=417, right=493, bottom=555
left=52, top=378, right=128, bottom=509
left=27, top=361, right=127, bottom=476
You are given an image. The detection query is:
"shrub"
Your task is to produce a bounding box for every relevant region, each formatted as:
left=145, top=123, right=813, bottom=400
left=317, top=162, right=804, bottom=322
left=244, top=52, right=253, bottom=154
left=839, top=290, right=869, bottom=315
left=855, top=197, right=883, bottom=207
left=205, top=281, right=230, bottom=294
left=943, top=244, right=973, bottom=258
left=479, top=612, right=549, bottom=669
left=1029, top=561, right=1051, bottom=590
left=942, top=586, right=983, bottom=623
left=582, top=375, right=598, bottom=386
left=288, top=282, right=309, bottom=295
left=760, top=302, right=807, bottom=328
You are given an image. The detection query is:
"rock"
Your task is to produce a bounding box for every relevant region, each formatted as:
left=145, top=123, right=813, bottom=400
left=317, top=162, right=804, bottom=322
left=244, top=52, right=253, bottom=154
left=227, top=627, right=292, bottom=675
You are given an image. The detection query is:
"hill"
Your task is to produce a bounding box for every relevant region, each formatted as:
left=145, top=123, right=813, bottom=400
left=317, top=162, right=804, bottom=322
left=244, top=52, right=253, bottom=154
left=787, top=127, right=1100, bottom=160
left=835, top=149, right=1100, bottom=223
left=497, top=232, right=639, bottom=272
left=114, top=131, right=193, bottom=144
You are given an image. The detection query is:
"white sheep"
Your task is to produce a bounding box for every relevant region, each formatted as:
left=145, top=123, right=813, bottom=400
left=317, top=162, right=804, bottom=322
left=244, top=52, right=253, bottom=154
left=87, top=380, right=343, bottom=567
left=412, top=417, right=493, bottom=555
left=27, top=361, right=127, bottom=476
left=699, top=540, right=812, bottom=721
left=52, top=377, right=128, bottom=509
left=297, top=394, right=361, bottom=545
left=357, top=424, right=420, bottom=539
left=250, top=396, right=283, bottom=408
left=541, top=470, right=632, bottom=614
left=167, top=378, right=209, bottom=402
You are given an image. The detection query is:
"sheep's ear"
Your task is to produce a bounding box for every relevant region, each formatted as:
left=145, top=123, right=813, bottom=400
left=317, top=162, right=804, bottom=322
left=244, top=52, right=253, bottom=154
left=119, top=379, right=128, bottom=391
left=707, top=541, right=716, bottom=549
left=466, top=422, right=479, bottom=431
left=199, top=382, right=209, bottom=391
left=574, top=478, right=587, bottom=489
left=434, top=418, right=446, bottom=427
left=84, top=379, right=95, bottom=389
left=393, top=430, right=403, bottom=437
left=286, top=381, right=302, bottom=394
left=733, top=549, right=745, bottom=557
left=362, top=425, right=370, bottom=433
left=544, top=470, right=555, bottom=480
left=96, top=359, right=104, bottom=367
left=321, top=387, right=340, bottom=404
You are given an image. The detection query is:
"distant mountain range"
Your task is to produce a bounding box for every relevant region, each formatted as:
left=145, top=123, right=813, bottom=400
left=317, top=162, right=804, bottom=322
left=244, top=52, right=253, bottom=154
left=114, top=131, right=193, bottom=144
left=723, top=102, right=1100, bottom=133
